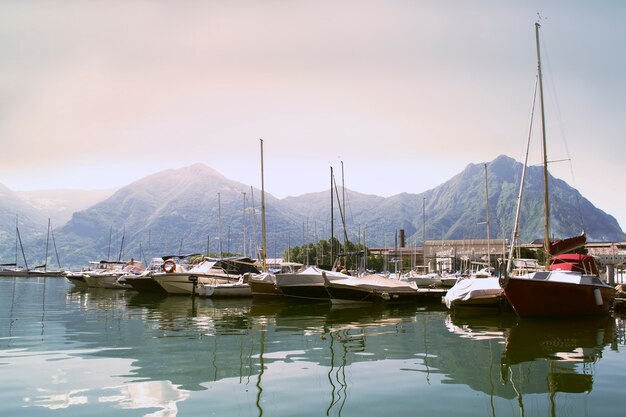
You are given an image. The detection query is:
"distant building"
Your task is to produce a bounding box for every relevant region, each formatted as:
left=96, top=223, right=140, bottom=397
left=368, top=239, right=626, bottom=278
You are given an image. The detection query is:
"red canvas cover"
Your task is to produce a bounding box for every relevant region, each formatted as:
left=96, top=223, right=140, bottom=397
left=550, top=254, right=599, bottom=275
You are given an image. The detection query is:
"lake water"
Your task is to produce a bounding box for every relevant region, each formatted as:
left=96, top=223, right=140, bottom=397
left=1, top=276, right=625, bottom=417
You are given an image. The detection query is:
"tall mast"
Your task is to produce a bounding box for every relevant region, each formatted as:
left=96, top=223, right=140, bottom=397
left=260, top=139, right=267, bottom=271
left=242, top=191, right=247, bottom=257
left=107, top=225, right=112, bottom=260
left=484, top=163, right=491, bottom=270
left=422, top=197, right=426, bottom=269
left=330, top=166, right=334, bottom=264
left=218, top=192, right=223, bottom=258
left=44, top=218, right=51, bottom=271
left=536, top=22, right=551, bottom=268
left=341, top=160, right=345, bottom=222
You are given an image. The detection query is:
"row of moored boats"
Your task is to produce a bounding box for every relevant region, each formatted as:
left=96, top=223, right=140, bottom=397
left=61, top=250, right=618, bottom=319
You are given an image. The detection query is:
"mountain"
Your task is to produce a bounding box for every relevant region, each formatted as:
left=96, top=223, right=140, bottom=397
left=56, top=164, right=305, bottom=266
left=2, top=156, right=624, bottom=267
left=16, top=189, right=115, bottom=227
left=416, top=155, right=624, bottom=243
left=0, top=184, right=49, bottom=264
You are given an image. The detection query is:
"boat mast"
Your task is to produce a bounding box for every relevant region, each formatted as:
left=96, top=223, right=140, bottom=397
left=260, top=139, right=267, bottom=272
left=242, top=191, right=247, bottom=257
left=422, top=197, right=426, bottom=271
left=484, top=163, right=491, bottom=271
left=330, top=166, right=334, bottom=265
left=536, top=22, right=551, bottom=268
left=118, top=225, right=125, bottom=261
left=44, top=218, right=51, bottom=272
left=107, top=225, right=112, bottom=260
left=218, top=192, right=223, bottom=258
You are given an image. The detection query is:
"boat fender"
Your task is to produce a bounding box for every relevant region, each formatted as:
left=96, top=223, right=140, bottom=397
left=162, top=260, right=176, bottom=273
left=594, top=288, right=603, bottom=306
left=203, top=285, right=215, bottom=297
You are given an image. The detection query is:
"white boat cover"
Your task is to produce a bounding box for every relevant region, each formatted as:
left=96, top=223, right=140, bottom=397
left=328, top=274, right=418, bottom=290
left=443, top=277, right=503, bottom=308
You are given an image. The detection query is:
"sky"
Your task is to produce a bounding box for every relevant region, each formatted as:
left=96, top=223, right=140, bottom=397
left=1, top=1, right=625, bottom=230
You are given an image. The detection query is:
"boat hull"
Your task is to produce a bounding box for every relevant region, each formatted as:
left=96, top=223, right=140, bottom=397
left=503, top=277, right=614, bottom=317
left=274, top=267, right=348, bottom=301
left=153, top=273, right=234, bottom=295
left=279, top=284, right=331, bottom=301
left=249, top=281, right=282, bottom=297
left=325, top=285, right=422, bottom=304
left=125, top=276, right=168, bottom=294
left=66, top=274, right=89, bottom=288
left=247, top=272, right=283, bottom=297
left=84, top=274, right=127, bottom=289
left=198, top=283, right=252, bottom=298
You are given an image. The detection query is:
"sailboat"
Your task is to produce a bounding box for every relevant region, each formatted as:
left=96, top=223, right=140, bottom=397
left=0, top=216, right=30, bottom=277
left=28, top=219, right=66, bottom=277
left=500, top=23, right=615, bottom=317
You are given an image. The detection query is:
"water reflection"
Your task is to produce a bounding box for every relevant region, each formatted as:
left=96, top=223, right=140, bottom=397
left=445, top=309, right=616, bottom=416
left=1, top=277, right=624, bottom=417
left=501, top=316, right=615, bottom=416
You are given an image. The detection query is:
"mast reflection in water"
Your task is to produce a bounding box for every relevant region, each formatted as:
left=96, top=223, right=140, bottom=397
left=1, top=277, right=625, bottom=417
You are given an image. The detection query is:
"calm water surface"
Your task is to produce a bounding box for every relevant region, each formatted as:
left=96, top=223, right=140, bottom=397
left=1, top=277, right=625, bottom=417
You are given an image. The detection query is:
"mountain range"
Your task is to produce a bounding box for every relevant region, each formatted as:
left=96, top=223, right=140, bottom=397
left=1, top=155, right=624, bottom=268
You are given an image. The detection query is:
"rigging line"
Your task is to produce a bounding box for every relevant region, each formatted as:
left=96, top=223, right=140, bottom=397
left=51, top=224, right=62, bottom=269
left=540, top=28, right=586, bottom=233
left=332, top=172, right=350, bottom=248
left=16, top=217, right=28, bottom=270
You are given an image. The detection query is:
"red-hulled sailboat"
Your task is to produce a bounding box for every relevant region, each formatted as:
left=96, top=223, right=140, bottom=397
left=500, top=23, right=615, bottom=317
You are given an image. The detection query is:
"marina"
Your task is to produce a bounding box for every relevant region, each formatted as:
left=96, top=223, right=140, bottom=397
left=2, top=276, right=626, bottom=417
left=2, top=5, right=626, bottom=417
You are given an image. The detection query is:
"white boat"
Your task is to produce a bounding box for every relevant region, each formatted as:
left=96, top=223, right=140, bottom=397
left=153, top=256, right=259, bottom=295
left=248, top=271, right=281, bottom=296
left=119, top=257, right=165, bottom=291
left=82, top=260, right=142, bottom=289
left=248, top=262, right=304, bottom=297
left=67, top=260, right=125, bottom=288
left=197, top=277, right=252, bottom=298
left=0, top=216, right=30, bottom=277
left=322, top=272, right=443, bottom=304
left=443, top=277, right=505, bottom=309
left=0, top=265, right=29, bottom=277
left=440, top=272, right=461, bottom=287
left=404, top=269, right=443, bottom=287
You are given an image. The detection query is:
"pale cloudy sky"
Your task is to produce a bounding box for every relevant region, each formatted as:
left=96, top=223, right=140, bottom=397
left=1, top=1, right=625, bottom=229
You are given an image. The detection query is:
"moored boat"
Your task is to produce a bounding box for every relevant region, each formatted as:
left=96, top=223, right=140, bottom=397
left=323, top=272, right=444, bottom=304
left=153, top=256, right=259, bottom=295
left=500, top=23, right=616, bottom=317
left=444, top=277, right=505, bottom=309
left=275, top=266, right=348, bottom=301
left=248, top=271, right=281, bottom=297
left=198, top=279, right=252, bottom=298
left=502, top=253, right=614, bottom=317
left=120, top=257, right=166, bottom=292
left=248, top=262, right=303, bottom=297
